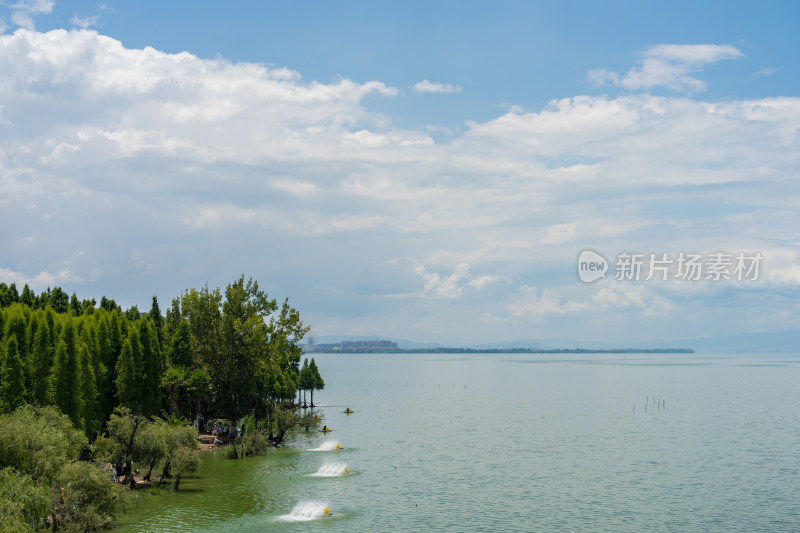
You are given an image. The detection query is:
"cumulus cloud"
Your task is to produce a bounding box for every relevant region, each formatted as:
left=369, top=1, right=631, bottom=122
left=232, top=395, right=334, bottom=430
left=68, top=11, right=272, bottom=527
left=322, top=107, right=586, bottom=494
left=589, top=44, right=743, bottom=92
left=0, top=29, right=798, bottom=342
left=414, top=80, right=462, bottom=94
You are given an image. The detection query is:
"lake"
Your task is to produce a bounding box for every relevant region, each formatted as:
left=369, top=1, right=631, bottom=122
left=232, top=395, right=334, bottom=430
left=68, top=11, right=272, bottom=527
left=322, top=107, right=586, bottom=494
left=115, top=352, right=800, bottom=532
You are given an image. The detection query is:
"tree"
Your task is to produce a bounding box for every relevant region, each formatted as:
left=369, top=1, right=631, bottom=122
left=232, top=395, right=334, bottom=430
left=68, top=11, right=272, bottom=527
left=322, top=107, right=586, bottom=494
left=139, top=318, right=162, bottom=415
left=19, top=284, right=34, bottom=308
left=77, top=343, right=101, bottom=436
left=115, top=337, right=142, bottom=414
left=162, top=366, right=188, bottom=416
left=167, top=319, right=194, bottom=368
left=0, top=405, right=127, bottom=530
left=49, top=287, right=69, bottom=314
left=28, top=318, right=52, bottom=406
left=49, top=337, right=82, bottom=430
left=149, top=296, right=165, bottom=354
left=0, top=467, right=51, bottom=533
left=69, top=292, right=81, bottom=315
left=186, top=368, right=211, bottom=428
left=299, top=358, right=312, bottom=407
left=0, top=336, right=27, bottom=414
left=308, top=358, right=324, bottom=408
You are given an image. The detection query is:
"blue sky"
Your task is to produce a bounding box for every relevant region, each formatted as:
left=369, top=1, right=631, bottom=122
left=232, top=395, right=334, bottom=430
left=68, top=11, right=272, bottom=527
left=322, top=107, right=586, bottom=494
left=1, top=1, right=799, bottom=345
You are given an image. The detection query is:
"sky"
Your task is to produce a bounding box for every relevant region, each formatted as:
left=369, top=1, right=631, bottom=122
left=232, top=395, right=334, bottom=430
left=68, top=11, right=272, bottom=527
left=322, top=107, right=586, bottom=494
left=1, top=1, right=799, bottom=345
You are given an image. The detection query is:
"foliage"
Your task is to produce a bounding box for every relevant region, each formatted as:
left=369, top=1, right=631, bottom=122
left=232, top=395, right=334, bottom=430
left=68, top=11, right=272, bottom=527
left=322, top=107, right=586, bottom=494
left=0, top=405, right=127, bottom=531
left=0, top=467, right=50, bottom=533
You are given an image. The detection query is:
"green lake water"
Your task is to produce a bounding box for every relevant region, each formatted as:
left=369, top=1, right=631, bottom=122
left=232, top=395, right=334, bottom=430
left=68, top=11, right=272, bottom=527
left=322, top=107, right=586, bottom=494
left=115, top=352, right=800, bottom=532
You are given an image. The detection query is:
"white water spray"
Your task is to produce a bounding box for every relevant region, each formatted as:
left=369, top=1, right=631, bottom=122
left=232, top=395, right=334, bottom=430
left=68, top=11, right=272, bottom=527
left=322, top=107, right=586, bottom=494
left=310, top=461, right=349, bottom=477
left=279, top=501, right=331, bottom=522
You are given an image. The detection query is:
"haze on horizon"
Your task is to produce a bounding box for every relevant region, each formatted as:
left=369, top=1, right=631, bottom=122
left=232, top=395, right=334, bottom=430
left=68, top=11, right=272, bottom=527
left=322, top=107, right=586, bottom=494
left=1, top=1, right=799, bottom=345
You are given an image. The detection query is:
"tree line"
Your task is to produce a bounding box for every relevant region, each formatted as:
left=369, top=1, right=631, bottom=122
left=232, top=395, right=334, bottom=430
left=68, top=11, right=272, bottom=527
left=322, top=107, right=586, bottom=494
left=0, top=276, right=325, bottom=530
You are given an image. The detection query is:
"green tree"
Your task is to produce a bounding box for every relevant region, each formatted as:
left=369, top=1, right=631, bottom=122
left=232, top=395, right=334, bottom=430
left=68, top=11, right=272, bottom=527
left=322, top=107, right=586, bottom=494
left=308, top=358, right=324, bottom=407
left=167, top=319, right=194, bottom=368
left=69, top=292, right=81, bottom=315
left=49, top=338, right=82, bottom=430
left=0, top=467, right=51, bottom=533
left=115, top=337, right=142, bottom=414
left=78, top=343, right=101, bottom=436
left=49, top=287, right=69, bottom=314
left=299, top=358, right=312, bottom=407
left=28, top=318, right=52, bottom=406
left=149, top=296, right=165, bottom=354
left=0, top=336, right=27, bottom=414
left=139, top=318, right=162, bottom=415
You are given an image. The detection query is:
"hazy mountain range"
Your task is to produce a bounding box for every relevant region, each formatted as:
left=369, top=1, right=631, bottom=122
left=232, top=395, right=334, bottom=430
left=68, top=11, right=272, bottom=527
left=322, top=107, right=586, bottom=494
left=308, top=331, right=800, bottom=354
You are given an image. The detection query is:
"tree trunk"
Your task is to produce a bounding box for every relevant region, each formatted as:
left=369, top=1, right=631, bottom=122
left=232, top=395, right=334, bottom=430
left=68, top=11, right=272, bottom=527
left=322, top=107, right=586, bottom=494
left=158, top=457, right=172, bottom=487
left=143, top=458, right=157, bottom=481
left=173, top=473, right=182, bottom=491
left=310, top=388, right=314, bottom=408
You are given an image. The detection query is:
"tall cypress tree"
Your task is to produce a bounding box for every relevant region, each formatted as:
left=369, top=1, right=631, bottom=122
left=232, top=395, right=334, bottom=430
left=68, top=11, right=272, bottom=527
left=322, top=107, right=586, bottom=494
left=50, top=339, right=81, bottom=428
left=115, top=338, right=141, bottom=413
left=138, top=318, right=162, bottom=415
left=0, top=335, right=27, bottom=413
left=78, top=342, right=100, bottom=436
left=149, top=296, right=165, bottom=355
left=29, top=318, right=52, bottom=406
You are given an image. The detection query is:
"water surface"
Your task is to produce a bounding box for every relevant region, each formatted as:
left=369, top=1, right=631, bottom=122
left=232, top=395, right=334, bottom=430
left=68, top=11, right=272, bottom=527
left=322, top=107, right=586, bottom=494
left=116, top=352, right=800, bottom=532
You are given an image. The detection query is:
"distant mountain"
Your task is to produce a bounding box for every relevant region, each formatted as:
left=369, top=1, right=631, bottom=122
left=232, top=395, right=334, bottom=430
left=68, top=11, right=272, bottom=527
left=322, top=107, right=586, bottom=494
left=306, top=335, right=442, bottom=350
left=654, top=330, right=800, bottom=354
left=306, top=330, right=800, bottom=354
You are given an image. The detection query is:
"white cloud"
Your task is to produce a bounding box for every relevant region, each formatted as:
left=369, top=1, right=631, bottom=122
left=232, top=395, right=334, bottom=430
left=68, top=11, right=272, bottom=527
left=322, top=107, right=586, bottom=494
left=542, top=222, right=577, bottom=244
left=507, top=286, right=589, bottom=320
left=507, top=282, right=679, bottom=322
left=12, top=0, right=54, bottom=14
left=7, top=0, right=53, bottom=30
left=468, top=274, right=500, bottom=289
left=753, top=67, right=776, bottom=77
left=415, top=263, right=469, bottom=298
left=589, top=44, right=743, bottom=92
left=11, top=11, right=34, bottom=30
left=0, top=267, right=83, bottom=289
left=1, top=29, right=798, bottom=342
left=70, top=15, right=100, bottom=29
left=414, top=80, right=461, bottom=94
left=414, top=263, right=499, bottom=298
left=768, top=265, right=800, bottom=286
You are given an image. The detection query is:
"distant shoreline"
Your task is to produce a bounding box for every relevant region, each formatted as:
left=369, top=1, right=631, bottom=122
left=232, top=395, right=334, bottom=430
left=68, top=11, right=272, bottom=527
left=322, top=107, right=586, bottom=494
left=305, top=347, right=694, bottom=354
